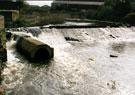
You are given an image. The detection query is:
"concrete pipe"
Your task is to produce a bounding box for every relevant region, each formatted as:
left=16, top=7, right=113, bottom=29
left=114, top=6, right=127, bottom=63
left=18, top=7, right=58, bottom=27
left=16, top=37, right=54, bottom=62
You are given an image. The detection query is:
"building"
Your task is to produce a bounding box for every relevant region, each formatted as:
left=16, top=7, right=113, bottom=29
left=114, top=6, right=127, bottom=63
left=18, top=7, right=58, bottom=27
left=52, top=0, right=104, bottom=11
left=0, top=0, right=23, bottom=27
left=0, top=0, right=23, bottom=10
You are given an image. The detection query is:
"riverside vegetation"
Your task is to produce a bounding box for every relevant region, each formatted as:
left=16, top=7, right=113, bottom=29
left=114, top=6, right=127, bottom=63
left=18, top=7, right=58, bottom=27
left=10, top=0, right=135, bottom=28
left=85, top=0, right=135, bottom=25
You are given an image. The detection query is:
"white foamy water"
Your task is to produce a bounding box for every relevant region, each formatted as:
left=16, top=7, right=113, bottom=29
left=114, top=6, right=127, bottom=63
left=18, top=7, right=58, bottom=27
left=42, top=21, right=92, bottom=27
left=63, top=22, right=92, bottom=26
left=2, top=27, right=135, bottom=95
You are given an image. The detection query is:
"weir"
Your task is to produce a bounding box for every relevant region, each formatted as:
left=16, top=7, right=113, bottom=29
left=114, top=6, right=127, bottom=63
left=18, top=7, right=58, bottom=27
left=3, top=27, right=135, bottom=95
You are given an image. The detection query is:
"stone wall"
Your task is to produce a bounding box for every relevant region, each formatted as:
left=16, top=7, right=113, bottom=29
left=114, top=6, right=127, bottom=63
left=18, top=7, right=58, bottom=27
left=0, top=15, right=7, bottom=61
left=0, top=16, right=4, bottom=29
left=0, top=29, right=7, bottom=63
left=12, top=10, right=19, bottom=21
left=0, top=15, right=6, bottom=94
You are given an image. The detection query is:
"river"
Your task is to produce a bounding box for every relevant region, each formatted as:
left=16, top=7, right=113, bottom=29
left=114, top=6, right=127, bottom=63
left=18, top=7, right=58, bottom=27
left=2, top=27, right=135, bottom=95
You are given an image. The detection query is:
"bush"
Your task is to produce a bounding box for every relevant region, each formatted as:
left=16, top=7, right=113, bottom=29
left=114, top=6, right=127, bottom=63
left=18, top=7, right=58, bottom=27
left=124, top=13, right=135, bottom=25
left=85, top=9, right=98, bottom=19
left=113, top=0, right=131, bottom=21
left=98, top=5, right=113, bottom=20
left=13, top=18, right=29, bottom=27
left=97, top=0, right=131, bottom=21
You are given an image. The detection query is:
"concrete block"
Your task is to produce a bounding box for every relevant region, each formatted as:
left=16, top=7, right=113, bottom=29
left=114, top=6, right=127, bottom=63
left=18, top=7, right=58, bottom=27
left=16, top=37, right=54, bottom=62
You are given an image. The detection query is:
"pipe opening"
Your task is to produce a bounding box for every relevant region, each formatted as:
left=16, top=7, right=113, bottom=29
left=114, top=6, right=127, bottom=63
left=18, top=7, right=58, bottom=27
left=34, top=48, right=50, bottom=61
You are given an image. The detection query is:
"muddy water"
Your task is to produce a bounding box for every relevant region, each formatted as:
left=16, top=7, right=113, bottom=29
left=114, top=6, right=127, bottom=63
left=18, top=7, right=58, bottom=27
left=2, top=27, right=135, bottom=95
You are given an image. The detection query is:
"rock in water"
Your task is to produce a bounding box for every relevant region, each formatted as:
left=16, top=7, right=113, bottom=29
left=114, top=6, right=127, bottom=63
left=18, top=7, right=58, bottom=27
left=110, top=54, right=118, bottom=58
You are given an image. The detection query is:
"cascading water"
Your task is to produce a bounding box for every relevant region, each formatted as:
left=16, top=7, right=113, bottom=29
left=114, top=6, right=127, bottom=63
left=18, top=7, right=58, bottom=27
left=2, top=27, right=135, bottom=95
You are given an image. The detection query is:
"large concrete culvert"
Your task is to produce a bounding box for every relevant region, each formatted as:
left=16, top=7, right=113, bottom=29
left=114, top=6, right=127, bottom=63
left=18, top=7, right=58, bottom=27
left=16, top=37, right=54, bottom=62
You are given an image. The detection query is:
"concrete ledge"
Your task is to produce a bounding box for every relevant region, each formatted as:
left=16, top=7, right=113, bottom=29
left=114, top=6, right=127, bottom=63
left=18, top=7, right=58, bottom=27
left=16, top=37, right=54, bottom=62
left=40, top=25, right=132, bottom=29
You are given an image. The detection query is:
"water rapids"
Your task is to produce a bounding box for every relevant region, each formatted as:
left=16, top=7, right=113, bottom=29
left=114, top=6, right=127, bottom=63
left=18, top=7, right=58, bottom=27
left=2, top=27, right=135, bottom=95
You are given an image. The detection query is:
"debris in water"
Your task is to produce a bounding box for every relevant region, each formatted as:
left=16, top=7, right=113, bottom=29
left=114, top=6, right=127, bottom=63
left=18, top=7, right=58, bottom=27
left=88, top=58, right=94, bottom=61
left=110, top=54, right=118, bottom=58
left=65, top=37, right=80, bottom=42
left=107, top=80, right=116, bottom=90
left=111, top=80, right=116, bottom=90
left=109, top=34, right=116, bottom=38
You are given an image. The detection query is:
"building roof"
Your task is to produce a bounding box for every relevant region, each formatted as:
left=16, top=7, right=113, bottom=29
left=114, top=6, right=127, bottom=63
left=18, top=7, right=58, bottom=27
left=53, top=1, right=104, bottom=5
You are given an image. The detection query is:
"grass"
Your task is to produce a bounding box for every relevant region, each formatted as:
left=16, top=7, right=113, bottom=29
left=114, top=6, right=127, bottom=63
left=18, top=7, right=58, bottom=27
left=20, top=11, right=71, bottom=26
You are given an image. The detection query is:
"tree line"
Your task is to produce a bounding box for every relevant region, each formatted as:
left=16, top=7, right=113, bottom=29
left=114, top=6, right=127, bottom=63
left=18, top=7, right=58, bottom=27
left=85, top=0, right=135, bottom=25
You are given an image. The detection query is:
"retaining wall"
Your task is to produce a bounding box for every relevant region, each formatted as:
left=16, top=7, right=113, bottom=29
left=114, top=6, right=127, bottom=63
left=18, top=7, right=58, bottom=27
left=0, top=15, right=7, bottom=62
left=0, top=15, right=6, bottom=94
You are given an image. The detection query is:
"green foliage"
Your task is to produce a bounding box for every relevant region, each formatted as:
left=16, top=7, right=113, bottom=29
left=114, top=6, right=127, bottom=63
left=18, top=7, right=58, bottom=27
left=98, top=5, right=113, bottom=20
left=97, top=0, right=131, bottom=21
left=85, top=9, right=98, bottom=19
left=104, top=0, right=118, bottom=6
left=0, top=60, right=2, bottom=64
left=20, top=1, right=30, bottom=9
left=5, top=21, right=14, bottom=28
left=124, top=13, right=135, bottom=25
left=113, top=0, right=131, bottom=20
left=13, top=18, right=28, bottom=27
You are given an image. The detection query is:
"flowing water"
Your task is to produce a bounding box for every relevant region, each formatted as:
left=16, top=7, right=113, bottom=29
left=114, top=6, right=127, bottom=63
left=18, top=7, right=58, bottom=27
left=2, top=27, right=135, bottom=95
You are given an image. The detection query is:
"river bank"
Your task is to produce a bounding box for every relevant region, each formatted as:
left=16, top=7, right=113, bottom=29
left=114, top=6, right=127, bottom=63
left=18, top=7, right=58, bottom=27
left=19, top=9, right=124, bottom=28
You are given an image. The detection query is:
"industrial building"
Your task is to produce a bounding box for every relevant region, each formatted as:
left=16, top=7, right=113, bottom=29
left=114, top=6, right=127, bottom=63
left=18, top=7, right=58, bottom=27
left=0, top=0, right=23, bottom=27
left=52, top=0, right=104, bottom=11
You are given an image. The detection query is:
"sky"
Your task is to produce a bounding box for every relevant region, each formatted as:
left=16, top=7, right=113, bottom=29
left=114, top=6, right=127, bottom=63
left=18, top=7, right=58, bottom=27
left=26, top=1, right=53, bottom=6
